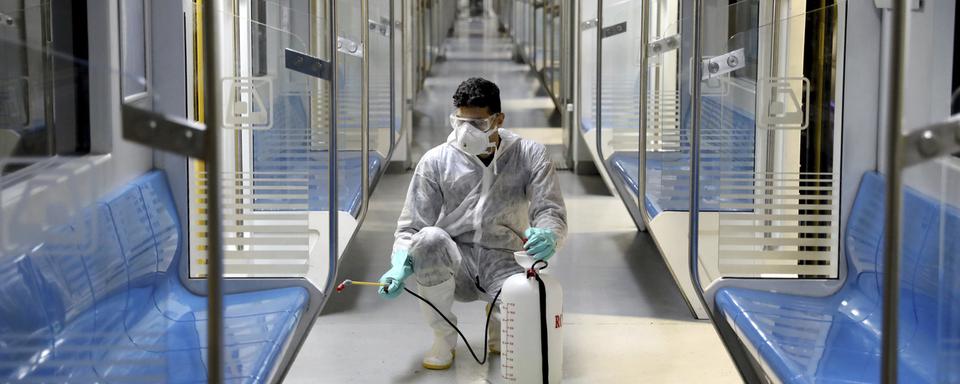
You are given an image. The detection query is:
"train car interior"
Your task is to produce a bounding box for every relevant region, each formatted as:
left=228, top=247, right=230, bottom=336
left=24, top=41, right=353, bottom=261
left=0, top=0, right=957, bottom=383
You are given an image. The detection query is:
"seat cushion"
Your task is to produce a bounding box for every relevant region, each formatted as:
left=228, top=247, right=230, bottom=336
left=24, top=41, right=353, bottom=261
left=716, top=287, right=930, bottom=384
left=16, top=279, right=308, bottom=383
left=0, top=170, right=310, bottom=383
left=714, top=172, right=957, bottom=384
left=608, top=152, right=641, bottom=197
left=607, top=152, right=663, bottom=217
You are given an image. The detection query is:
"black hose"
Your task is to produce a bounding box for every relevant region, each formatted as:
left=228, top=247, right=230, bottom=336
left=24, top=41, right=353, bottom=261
left=402, top=286, right=503, bottom=365
left=392, top=261, right=549, bottom=366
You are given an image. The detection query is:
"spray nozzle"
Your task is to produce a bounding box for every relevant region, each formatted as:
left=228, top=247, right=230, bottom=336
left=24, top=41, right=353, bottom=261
left=335, top=279, right=387, bottom=293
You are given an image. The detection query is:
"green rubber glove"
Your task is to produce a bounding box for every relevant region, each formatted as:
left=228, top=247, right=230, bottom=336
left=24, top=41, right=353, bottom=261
left=378, top=249, right=413, bottom=299
left=524, top=227, right=557, bottom=261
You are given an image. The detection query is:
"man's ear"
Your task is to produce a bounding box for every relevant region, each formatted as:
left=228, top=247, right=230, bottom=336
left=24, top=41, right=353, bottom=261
left=496, top=112, right=505, bottom=128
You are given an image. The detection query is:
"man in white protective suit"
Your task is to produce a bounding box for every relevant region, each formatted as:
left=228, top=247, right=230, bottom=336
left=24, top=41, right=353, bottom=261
left=377, top=77, right=568, bottom=370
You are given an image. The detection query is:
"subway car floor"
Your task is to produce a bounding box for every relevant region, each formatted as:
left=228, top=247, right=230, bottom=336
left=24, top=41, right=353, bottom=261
left=284, top=11, right=738, bottom=384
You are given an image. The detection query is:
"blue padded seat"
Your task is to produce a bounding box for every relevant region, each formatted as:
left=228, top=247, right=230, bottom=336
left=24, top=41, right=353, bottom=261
left=255, top=95, right=383, bottom=216
left=606, top=152, right=662, bottom=218
left=715, top=172, right=959, bottom=383
left=607, top=150, right=755, bottom=219
left=0, top=171, right=308, bottom=383
left=596, top=96, right=756, bottom=218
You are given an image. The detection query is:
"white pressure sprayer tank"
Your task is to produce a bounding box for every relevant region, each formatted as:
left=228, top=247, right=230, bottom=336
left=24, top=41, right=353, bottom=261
left=500, top=252, right=563, bottom=383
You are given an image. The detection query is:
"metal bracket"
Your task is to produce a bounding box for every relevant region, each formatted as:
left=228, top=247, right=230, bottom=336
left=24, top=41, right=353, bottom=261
left=873, top=0, right=922, bottom=10
left=0, top=12, right=15, bottom=27
left=381, top=17, right=391, bottom=35
left=337, top=36, right=364, bottom=58
left=285, top=48, right=332, bottom=80
left=648, top=34, right=680, bottom=56
left=122, top=104, right=207, bottom=158
left=369, top=18, right=390, bottom=37
left=903, top=118, right=960, bottom=167
left=601, top=22, right=627, bottom=39
left=580, top=19, right=598, bottom=31
left=702, top=48, right=746, bottom=80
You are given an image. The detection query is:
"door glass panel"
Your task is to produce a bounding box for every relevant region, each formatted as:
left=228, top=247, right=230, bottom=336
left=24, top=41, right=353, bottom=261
left=187, top=3, right=333, bottom=288
left=599, top=0, right=643, bottom=213
left=644, top=1, right=682, bottom=218
left=692, top=2, right=841, bottom=280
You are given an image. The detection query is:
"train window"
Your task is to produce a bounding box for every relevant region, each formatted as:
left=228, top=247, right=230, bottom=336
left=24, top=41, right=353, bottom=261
left=121, top=0, right=150, bottom=101
left=0, top=0, right=91, bottom=174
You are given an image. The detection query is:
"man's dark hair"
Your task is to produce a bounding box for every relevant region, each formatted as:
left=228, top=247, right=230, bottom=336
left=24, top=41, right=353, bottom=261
left=452, top=77, right=501, bottom=114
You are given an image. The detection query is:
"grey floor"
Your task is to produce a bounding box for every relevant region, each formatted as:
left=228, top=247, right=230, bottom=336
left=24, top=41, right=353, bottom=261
left=285, top=10, right=739, bottom=384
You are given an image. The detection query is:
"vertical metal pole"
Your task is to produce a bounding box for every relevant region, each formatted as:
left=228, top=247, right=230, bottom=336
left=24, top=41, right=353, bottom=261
left=200, top=0, right=224, bottom=382
left=390, top=0, right=396, bottom=147
left=637, top=0, right=650, bottom=222
left=688, top=0, right=705, bottom=311
left=594, top=0, right=602, bottom=161
left=881, top=0, right=908, bottom=382
left=687, top=3, right=767, bottom=382
left=562, top=0, right=573, bottom=168
left=359, top=0, right=370, bottom=222
left=326, top=0, right=341, bottom=297
left=574, top=0, right=581, bottom=171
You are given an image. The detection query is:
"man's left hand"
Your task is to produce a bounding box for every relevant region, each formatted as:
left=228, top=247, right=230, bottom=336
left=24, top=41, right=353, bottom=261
left=524, top=227, right=557, bottom=261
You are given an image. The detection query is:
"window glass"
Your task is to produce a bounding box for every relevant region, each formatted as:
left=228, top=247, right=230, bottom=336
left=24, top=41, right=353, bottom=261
left=1, top=1, right=90, bottom=174
left=121, top=0, right=148, bottom=98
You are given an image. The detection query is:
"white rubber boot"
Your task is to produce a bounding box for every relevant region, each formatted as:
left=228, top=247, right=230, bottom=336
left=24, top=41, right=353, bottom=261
left=486, top=303, right=501, bottom=354
left=418, top=278, right=457, bottom=370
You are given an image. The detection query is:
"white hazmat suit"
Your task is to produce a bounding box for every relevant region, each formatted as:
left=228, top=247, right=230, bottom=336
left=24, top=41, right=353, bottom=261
left=394, top=128, right=567, bottom=366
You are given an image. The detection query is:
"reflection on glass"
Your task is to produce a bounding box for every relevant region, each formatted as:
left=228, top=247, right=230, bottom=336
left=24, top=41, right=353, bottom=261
left=691, top=2, right=842, bottom=279
left=899, top=160, right=960, bottom=383
left=0, top=1, right=90, bottom=170
left=121, top=0, right=148, bottom=97
left=598, top=0, right=643, bottom=212
left=187, top=3, right=330, bottom=280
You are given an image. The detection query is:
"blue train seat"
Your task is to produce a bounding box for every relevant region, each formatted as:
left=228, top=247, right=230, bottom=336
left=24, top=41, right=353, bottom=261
left=606, top=152, right=663, bottom=217
left=714, top=172, right=959, bottom=383
left=0, top=170, right=308, bottom=383
left=255, top=94, right=383, bottom=216
left=607, top=150, right=755, bottom=219
left=596, top=95, right=756, bottom=218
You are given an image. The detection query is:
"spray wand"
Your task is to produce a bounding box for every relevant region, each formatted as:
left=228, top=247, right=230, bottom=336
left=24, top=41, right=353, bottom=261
left=335, top=279, right=387, bottom=292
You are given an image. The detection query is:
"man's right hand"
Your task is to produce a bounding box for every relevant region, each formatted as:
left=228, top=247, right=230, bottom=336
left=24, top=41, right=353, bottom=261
left=378, top=249, right=413, bottom=299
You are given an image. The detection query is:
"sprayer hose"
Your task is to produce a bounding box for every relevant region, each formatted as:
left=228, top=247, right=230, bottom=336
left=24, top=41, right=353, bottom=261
left=402, top=287, right=502, bottom=365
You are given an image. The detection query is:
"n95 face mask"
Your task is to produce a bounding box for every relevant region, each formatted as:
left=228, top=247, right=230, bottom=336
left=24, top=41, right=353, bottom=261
left=450, top=114, right=498, bottom=156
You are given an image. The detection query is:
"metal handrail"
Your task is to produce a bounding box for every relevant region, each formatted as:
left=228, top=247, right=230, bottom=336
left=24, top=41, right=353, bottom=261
left=687, top=0, right=707, bottom=326
left=200, top=0, right=225, bottom=381
left=390, top=0, right=397, bottom=148
left=685, top=1, right=757, bottom=382
left=357, top=0, right=371, bottom=227
left=636, top=0, right=650, bottom=225
left=594, top=0, right=602, bottom=179
left=880, top=0, right=909, bottom=382
left=323, top=0, right=341, bottom=306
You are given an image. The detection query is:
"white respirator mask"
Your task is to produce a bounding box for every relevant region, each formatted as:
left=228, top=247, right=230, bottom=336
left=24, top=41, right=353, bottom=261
left=450, top=113, right=499, bottom=156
